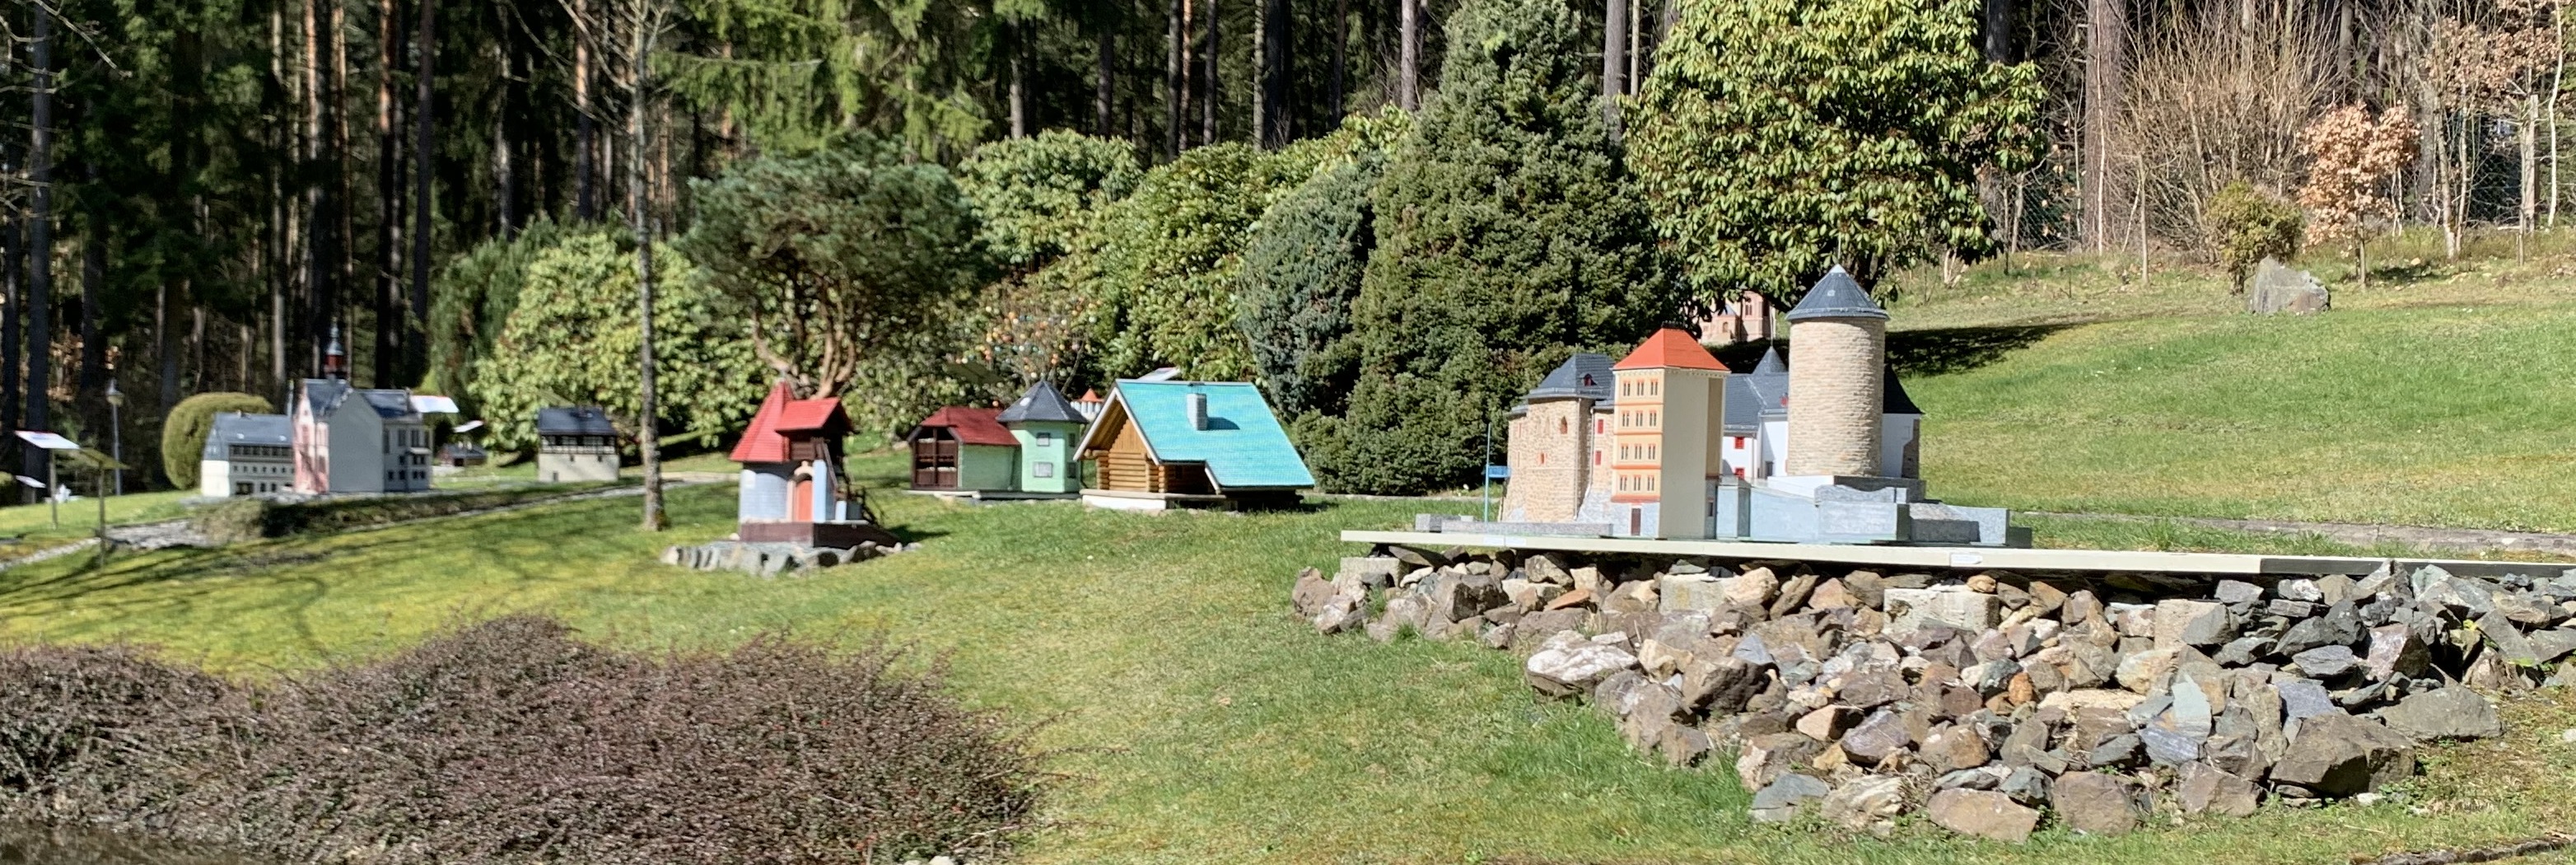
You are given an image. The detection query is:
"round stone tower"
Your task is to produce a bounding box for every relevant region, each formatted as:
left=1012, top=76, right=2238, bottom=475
left=1784, top=266, right=1889, bottom=477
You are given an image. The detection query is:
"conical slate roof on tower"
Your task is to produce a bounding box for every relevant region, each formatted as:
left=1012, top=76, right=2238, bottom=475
left=1751, top=347, right=1786, bottom=375
left=997, top=381, right=1087, bottom=424
left=1785, top=266, right=1889, bottom=321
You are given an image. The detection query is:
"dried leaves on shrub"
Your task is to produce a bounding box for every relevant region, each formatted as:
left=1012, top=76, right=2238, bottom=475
left=0, top=616, right=1044, bottom=865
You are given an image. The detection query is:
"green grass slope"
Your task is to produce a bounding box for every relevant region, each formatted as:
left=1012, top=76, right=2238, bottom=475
left=4, top=452, right=2573, bottom=865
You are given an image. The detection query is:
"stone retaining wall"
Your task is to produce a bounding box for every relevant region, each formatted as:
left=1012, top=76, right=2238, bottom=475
left=1290, top=547, right=2576, bottom=840
left=662, top=539, right=908, bottom=575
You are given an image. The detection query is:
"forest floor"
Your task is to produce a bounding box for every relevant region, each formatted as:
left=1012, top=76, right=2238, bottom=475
left=8, top=245, right=2576, bottom=862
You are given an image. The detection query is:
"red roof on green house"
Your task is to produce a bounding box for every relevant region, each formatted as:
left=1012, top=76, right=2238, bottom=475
left=914, top=406, right=1017, bottom=447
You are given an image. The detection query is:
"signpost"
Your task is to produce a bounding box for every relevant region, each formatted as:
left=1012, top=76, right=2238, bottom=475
left=15, top=431, right=78, bottom=528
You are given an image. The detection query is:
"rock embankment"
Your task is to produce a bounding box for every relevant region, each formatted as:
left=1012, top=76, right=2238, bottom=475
left=1292, top=548, right=2576, bottom=839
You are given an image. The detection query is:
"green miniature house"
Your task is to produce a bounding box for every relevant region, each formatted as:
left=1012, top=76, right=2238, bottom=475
left=908, top=406, right=1020, bottom=493
left=997, top=381, right=1086, bottom=495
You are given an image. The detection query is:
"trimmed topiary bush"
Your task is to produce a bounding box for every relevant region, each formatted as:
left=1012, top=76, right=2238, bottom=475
left=2205, top=180, right=2305, bottom=294
left=159, top=392, right=274, bottom=491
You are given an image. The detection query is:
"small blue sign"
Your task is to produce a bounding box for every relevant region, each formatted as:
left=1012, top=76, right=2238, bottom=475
left=1483, top=465, right=1511, bottom=479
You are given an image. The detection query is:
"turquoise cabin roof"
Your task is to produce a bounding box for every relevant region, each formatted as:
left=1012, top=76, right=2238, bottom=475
left=1103, top=380, right=1315, bottom=489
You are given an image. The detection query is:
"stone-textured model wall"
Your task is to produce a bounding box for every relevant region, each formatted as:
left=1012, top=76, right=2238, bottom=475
left=1785, top=317, right=1883, bottom=477
left=1291, top=549, right=2576, bottom=840
left=1500, top=400, right=1592, bottom=523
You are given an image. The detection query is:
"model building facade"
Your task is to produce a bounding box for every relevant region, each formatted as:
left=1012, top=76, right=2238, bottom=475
left=905, top=381, right=1090, bottom=498
left=731, top=381, right=893, bottom=547
left=535, top=406, right=620, bottom=483
left=292, top=335, right=432, bottom=495
left=1496, top=267, right=2018, bottom=546
left=198, top=412, right=294, bottom=497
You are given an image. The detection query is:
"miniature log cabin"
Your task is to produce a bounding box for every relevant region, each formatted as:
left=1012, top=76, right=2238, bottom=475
left=1073, top=379, right=1313, bottom=510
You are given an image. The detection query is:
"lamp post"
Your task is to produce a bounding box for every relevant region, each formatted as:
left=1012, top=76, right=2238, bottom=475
left=104, top=378, right=124, bottom=496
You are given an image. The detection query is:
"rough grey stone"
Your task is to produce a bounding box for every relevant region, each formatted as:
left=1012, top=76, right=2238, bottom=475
left=2275, top=602, right=2363, bottom=657
left=1925, top=789, right=2040, bottom=843
left=2051, top=771, right=2140, bottom=836
left=2246, top=260, right=2330, bottom=314
left=2276, top=579, right=2325, bottom=602
left=1749, top=773, right=1832, bottom=823
left=2215, top=580, right=2266, bottom=605
left=2481, top=610, right=2544, bottom=666
left=2214, top=636, right=2272, bottom=666
left=1734, top=732, right=1825, bottom=792
left=2177, top=761, right=2261, bottom=817
left=2377, top=685, right=2503, bottom=741
left=1524, top=631, right=1639, bottom=698
left=1822, top=775, right=1909, bottom=830
left=1840, top=708, right=1911, bottom=764
left=1885, top=587, right=2000, bottom=637
left=2272, top=713, right=2416, bottom=797
left=2268, top=599, right=2318, bottom=619
left=2292, top=645, right=2360, bottom=678
left=2156, top=599, right=2233, bottom=648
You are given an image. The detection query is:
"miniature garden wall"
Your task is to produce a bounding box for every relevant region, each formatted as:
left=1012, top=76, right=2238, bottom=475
left=1290, top=548, right=2576, bottom=840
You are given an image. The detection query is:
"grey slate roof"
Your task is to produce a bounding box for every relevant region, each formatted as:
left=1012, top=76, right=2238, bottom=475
left=1525, top=353, right=1616, bottom=402
left=1785, top=266, right=1889, bottom=322
left=1752, top=348, right=1786, bottom=374
left=300, top=379, right=422, bottom=421
left=202, top=413, right=292, bottom=459
left=1883, top=367, right=1923, bottom=415
left=996, top=381, right=1087, bottom=424
left=1719, top=353, right=1921, bottom=434
left=537, top=406, right=618, bottom=436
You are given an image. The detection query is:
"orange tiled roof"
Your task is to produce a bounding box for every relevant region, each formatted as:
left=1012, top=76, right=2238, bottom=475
left=1612, top=327, right=1727, bottom=371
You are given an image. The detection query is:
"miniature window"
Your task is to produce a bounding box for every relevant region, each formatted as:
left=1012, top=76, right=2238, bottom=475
left=1648, top=444, right=1657, bottom=459
left=1537, top=453, right=1546, bottom=465
left=1650, top=381, right=1660, bottom=396
left=1593, top=451, right=1601, bottom=465
left=1034, top=461, right=1056, bottom=478
left=1557, top=418, right=1566, bottom=435
left=1597, top=419, right=1606, bottom=433
left=1036, top=432, right=1054, bottom=446
left=1650, top=410, right=1659, bottom=427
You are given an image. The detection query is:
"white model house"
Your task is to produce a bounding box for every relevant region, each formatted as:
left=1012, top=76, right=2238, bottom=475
left=535, top=406, right=620, bottom=482
left=198, top=412, right=294, bottom=497
left=292, top=377, right=432, bottom=494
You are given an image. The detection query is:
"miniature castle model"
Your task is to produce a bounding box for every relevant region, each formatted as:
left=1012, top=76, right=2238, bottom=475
left=292, top=330, right=435, bottom=495
left=1696, top=290, right=1774, bottom=346
left=1074, top=378, right=1314, bottom=511
left=904, top=381, right=1088, bottom=499
left=730, top=381, right=896, bottom=548
left=535, top=406, right=620, bottom=483
left=199, top=412, right=293, bottom=497
left=1495, top=267, right=2021, bottom=546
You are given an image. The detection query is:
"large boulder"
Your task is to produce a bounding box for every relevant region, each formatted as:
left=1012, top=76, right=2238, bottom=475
left=1523, top=632, right=1639, bottom=698
left=2177, top=761, right=2261, bottom=817
left=2246, top=256, right=2329, bottom=315
left=2376, top=685, right=2503, bottom=741
left=2271, top=713, right=2416, bottom=796
left=1925, top=788, right=2040, bottom=844
left=2154, top=600, right=2233, bottom=648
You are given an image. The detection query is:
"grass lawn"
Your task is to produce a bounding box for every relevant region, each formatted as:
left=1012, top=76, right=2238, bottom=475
left=4, top=451, right=2573, bottom=865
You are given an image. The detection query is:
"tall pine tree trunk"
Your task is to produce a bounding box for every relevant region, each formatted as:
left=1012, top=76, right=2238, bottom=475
left=1097, top=26, right=1116, bottom=136
left=575, top=0, right=595, bottom=220
left=1603, top=0, right=1626, bottom=124
left=1009, top=24, right=1027, bottom=138
left=1398, top=0, right=1418, bottom=110
left=1984, top=0, right=2011, bottom=62
left=2084, top=0, right=2126, bottom=253
left=412, top=0, right=435, bottom=377
left=1167, top=0, right=1185, bottom=154
left=376, top=0, right=399, bottom=387
left=631, top=15, right=665, bottom=531
left=1202, top=0, right=1218, bottom=143
left=78, top=182, right=104, bottom=410
left=1257, top=0, right=1288, bottom=147
left=27, top=0, right=54, bottom=484
left=1329, top=0, right=1346, bottom=119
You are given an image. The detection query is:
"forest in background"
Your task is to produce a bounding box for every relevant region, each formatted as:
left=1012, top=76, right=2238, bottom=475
left=0, top=0, right=2563, bottom=498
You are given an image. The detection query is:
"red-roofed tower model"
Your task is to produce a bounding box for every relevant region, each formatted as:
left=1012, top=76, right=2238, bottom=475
left=1606, top=326, right=1730, bottom=539
left=728, top=381, right=895, bottom=549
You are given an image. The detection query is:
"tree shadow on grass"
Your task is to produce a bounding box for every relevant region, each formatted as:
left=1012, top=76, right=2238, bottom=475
left=1712, top=323, right=2075, bottom=377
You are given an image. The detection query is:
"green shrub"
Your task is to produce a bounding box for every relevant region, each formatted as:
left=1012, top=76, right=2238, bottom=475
left=158, top=393, right=274, bottom=491
left=2205, top=180, right=2305, bottom=293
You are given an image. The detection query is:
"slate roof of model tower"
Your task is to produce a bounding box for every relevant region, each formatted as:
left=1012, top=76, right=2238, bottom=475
left=1784, top=266, right=1890, bottom=321
left=300, top=379, right=422, bottom=421
left=996, top=381, right=1087, bottom=424
left=1526, top=353, right=1617, bottom=401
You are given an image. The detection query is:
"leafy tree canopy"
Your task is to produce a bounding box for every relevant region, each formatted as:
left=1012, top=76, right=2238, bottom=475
left=470, top=233, right=762, bottom=454
left=1301, top=0, right=1679, bottom=495
left=679, top=138, right=987, bottom=432
left=1087, top=142, right=1328, bottom=381
left=1629, top=0, right=2042, bottom=298
left=426, top=218, right=593, bottom=417
left=956, top=131, right=1144, bottom=272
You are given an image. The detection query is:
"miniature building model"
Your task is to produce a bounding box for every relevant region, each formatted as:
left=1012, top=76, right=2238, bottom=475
left=730, top=381, right=893, bottom=548
left=1698, top=290, right=1775, bottom=346
left=292, top=334, right=432, bottom=495
left=1073, top=389, right=1106, bottom=422
left=199, top=412, right=293, bottom=497
left=996, top=381, right=1087, bottom=495
left=535, top=406, right=620, bottom=483
left=1074, top=379, right=1314, bottom=510
left=1494, top=267, right=2019, bottom=546
left=908, top=406, right=1019, bottom=493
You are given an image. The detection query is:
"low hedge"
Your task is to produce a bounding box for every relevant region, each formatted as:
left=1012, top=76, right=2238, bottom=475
left=190, top=484, right=619, bottom=545
left=0, top=616, right=1047, bottom=864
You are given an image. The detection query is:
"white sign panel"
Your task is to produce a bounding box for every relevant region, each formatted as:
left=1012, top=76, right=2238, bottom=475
left=13, top=431, right=79, bottom=451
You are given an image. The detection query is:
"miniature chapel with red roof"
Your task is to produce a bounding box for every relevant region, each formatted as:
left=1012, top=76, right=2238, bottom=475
left=729, top=381, right=894, bottom=548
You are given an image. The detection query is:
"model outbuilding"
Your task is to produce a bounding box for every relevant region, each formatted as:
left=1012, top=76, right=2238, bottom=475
left=907, top=406, right=1019, bottom=493
left=996, top=381, right=1087, bottom=495
left=730, top=381, right=891, bottom=547
left=535, top=406, right=621, bottom=483
left=199, top=412, right=294, bottom=497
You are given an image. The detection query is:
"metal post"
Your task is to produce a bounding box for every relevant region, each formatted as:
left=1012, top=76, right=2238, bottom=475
left=1482, top=413, right=1493, bottom=522
left=46, top=451, right=58, bottom=528
left=94, top=462, right=106, bottom=566
left=105, top=379, right=124, bottom=495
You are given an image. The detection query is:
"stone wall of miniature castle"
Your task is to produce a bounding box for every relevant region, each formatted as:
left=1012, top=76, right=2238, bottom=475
left=1502, top=400, right=1594, bottom=523
left=1290, top=547, right=2576, bottom=841
left=1785, top=318, right=1884, bottom=477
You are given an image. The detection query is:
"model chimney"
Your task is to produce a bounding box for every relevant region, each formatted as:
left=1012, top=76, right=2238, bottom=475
left=1186, top=391, right=1209, bottom=430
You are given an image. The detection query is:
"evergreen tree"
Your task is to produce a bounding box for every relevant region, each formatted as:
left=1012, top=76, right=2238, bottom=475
left=1235, top=154, right=1379, bottom=416
left=1303, top=0, right=1677, bottom=495
left=1627, top=0, right=2042, bottom=297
